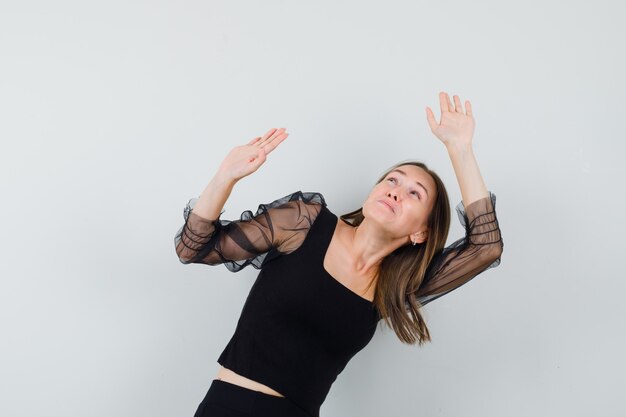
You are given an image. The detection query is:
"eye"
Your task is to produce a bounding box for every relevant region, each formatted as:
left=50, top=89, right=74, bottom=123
left=388, top=177, right=420, bottom=199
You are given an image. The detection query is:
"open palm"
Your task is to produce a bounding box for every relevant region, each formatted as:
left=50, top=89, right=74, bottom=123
left=217, top=127, right=289, bottom=182
left=426, top=92, right=475, bottom=148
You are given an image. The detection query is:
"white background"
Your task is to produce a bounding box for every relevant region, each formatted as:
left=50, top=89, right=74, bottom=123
left=1, top=0, right=624, bottom=416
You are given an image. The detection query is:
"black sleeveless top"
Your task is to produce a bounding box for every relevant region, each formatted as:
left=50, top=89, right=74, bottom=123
left=175, top=190, right=503, bottom=417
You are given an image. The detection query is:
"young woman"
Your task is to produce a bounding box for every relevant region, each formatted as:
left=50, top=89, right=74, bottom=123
left=175, top=92, right=503, bottom=417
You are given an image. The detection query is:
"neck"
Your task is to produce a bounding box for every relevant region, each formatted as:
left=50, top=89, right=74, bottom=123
left=345, top=218, right=406, bottom=276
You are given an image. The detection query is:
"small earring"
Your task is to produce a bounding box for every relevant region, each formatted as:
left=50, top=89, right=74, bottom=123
left=412, top=232, right=424, bottom=245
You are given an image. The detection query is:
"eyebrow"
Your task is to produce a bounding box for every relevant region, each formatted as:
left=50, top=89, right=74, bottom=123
left=388, top=169, right=430, bottom=199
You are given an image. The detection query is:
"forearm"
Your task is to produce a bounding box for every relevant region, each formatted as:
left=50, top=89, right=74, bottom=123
left=192, top=174, right=238, bottom=221
left=445, top=144, right=489, bottom=208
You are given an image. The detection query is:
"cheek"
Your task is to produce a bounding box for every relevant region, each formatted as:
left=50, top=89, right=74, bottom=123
left=405, top=206, right=426, bottom=226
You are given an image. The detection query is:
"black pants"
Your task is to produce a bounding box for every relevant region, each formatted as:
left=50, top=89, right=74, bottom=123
left=193, top=379, right=311, bottom=417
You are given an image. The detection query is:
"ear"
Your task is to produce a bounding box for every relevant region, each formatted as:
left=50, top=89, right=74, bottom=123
left=411, top=230, right=428, bottom=244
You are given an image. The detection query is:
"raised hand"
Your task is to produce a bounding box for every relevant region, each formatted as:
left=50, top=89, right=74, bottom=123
left=425, top=92, right=475, bottom=149
left=217, top=127, right=289, bottom=182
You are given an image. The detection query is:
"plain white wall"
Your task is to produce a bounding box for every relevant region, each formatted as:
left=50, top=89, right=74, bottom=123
left=1, top=0, right=625, bottom=416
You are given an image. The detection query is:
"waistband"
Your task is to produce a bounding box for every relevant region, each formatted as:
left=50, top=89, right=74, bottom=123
left=203, top=379, right=312, bottom=417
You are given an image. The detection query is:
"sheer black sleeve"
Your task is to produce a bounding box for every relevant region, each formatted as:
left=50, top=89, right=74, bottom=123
left=174, top=191, right=326, bottom=272
left=414, top=191, right=503, bottom=307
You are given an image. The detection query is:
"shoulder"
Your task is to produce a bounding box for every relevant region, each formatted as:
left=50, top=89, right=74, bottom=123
left=264, top=191, right=329, bottom=253
left=261, top=190, right=327, bottom=215
left=259, top=190, right=328, bottom=226
left=266, top=190, right=327, bottom=208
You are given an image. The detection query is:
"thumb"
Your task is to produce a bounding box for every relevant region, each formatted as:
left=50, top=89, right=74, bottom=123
left=425, top=106, right=438, bottom=131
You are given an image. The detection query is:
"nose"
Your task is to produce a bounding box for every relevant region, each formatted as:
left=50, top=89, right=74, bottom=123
left=387, top=191, right=398, bottom=201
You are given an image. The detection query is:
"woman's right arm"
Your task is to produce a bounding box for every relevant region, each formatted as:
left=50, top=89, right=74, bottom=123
left=175, top=127, right=289, bottom=264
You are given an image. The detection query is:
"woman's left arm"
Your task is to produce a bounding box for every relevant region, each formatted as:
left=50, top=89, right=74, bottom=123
left=413, top=92, right=503, bottom=307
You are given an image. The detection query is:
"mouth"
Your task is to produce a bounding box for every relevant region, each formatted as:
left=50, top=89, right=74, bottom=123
left=378, top=200, right=395, bottom=213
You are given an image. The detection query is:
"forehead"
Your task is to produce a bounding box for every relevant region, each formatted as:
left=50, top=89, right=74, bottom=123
left=388, top=165, right=435, bottom=186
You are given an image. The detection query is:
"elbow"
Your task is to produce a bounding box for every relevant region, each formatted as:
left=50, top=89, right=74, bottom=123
left=475, top=239, right=502, bottom=268
left=492, top=239, right=503, bottom=259
left=175, top=242, right=197, bottom=264
left=176, top=250, right=222, bottom=266
left=174, top=236, right=222, bottom=266
left=177, top=254, right=193, bottom=264
left=485, top=240, right=503, bottom=266
left=176, top=250, right=193, bottom=264
left=175, top=238, right=207, bottom=265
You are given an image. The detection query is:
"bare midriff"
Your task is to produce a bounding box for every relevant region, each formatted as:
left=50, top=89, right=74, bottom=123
left=215, top=366, right=286, bottom=397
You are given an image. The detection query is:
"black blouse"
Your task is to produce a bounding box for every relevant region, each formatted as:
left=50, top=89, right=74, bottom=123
left=174, top=190, right=503, bottom=416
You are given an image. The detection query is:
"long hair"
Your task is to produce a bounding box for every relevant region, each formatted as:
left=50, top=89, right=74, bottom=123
left=340, top=160, right=451, bottom=345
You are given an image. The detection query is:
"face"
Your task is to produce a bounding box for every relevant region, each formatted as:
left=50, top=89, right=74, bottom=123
left=362, top=165, right=437, bottom=243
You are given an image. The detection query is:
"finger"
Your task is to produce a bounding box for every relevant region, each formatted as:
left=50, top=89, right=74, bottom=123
left=260, top=128, right=278, bottom=142
left=453, top=95, right=463, bottom=113
left=444, top=92, right=454, bottom=112
left=268, top=127, right=286, bottom=142
left=263, top=133, right=289, bottom=155
left=257, top=127, right=286, bottom=148
left=247, top=136, right=262, bottom=145
left=465, top=100, right=473, bottom=117
left=439, top=91, right=448, bottom=114
left=425, top=106, right=438, bottom=130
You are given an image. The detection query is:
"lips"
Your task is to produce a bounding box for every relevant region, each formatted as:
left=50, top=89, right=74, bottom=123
left=378, top=200, right=395, bottom=213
